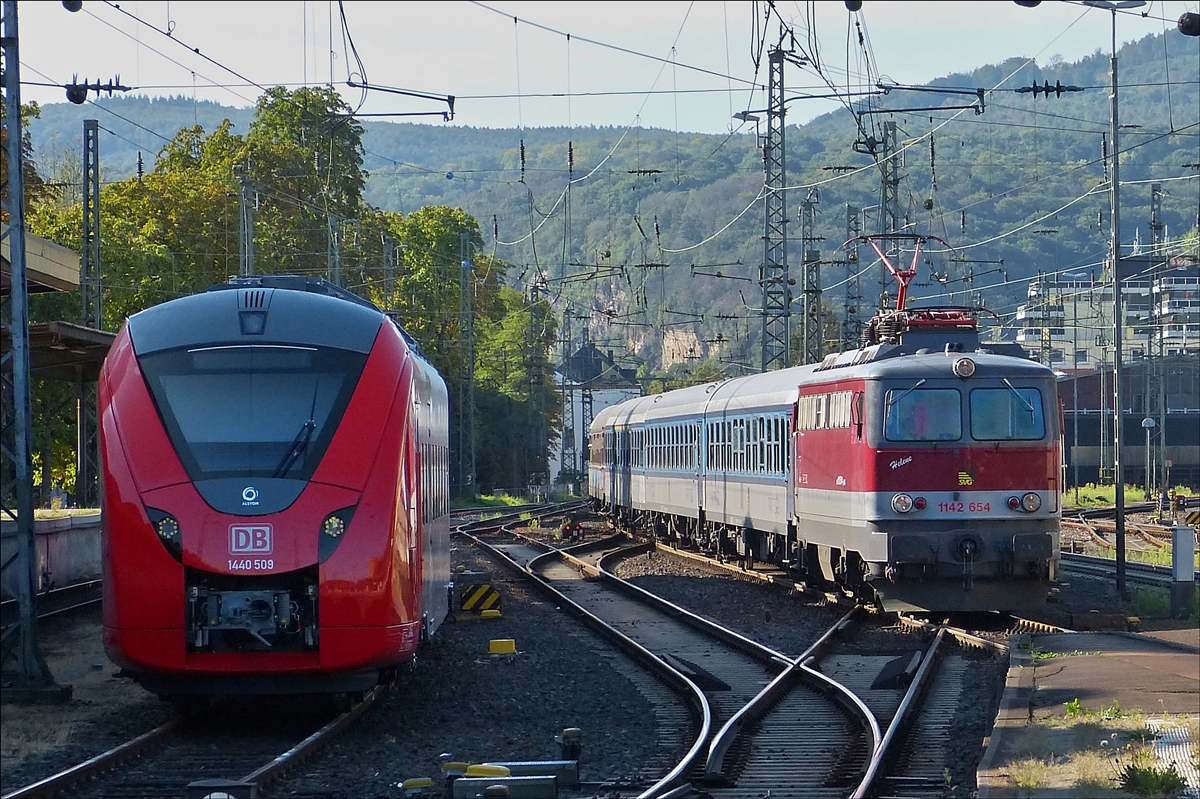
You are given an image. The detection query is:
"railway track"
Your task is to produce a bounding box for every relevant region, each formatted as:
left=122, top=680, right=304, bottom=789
left=0, top=579, right=102, bottom=630
left=463, top=508, right=1024, bottom=799
left=0, top=686, right=384, bottom=799
left=1059, top=551, right=1197, bottom=587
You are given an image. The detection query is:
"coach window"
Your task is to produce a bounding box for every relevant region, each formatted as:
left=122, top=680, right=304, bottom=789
left=970, top=387, right=1045, bottom=440
left=884, top=388, right=962, bottom=442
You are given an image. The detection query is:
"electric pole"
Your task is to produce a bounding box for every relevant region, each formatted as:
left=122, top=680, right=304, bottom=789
left=77, top=118, right=101, bottom=508
left=1, top=0, right=68, bottom=701
left=458, top=233, right=475, bottom=499
left=760, top=44, right=790, bottom=372
left=799, top=192, right=822, bottom=365
left=238, top=169, right=256, bottom=277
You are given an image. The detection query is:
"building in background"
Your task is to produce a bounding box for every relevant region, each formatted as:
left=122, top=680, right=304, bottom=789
left=550, top=341, right=641, bottom=491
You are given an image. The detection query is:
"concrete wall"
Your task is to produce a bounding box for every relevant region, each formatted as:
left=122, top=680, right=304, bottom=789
left=0, top=513, right=101, bottom=600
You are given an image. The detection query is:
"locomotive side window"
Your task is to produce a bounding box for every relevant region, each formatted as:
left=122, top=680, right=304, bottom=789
left=970, top=387, right=1045, bottom=441
left=884, top=388, right=962, bottom=442
left=139, top=345, right=367, bottom=481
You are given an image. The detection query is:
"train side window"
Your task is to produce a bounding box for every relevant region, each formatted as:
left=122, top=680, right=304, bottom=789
left=970, top=387, right=1045, bottom=441
left=884, top=388, right=962, bottom=441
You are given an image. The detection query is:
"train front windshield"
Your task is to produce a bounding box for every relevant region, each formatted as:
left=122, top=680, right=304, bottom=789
left=139, top=344, right=368, bottom=481
left=884, top=385, right=1046, bottom=442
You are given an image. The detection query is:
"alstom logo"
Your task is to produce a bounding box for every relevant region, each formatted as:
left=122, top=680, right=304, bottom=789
left=230, top=524, right=272, bottom=554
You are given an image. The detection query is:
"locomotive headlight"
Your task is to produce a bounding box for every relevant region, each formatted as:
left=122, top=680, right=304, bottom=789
left=322, top=515, right=346, bottom=538
left=1008, top=496, right=1022, bottom=510
left=913, top=496, right=927, bottom=510
left=891, top=493, right=914, bottom=513
left=1021, top=492, right=1042, bottom=513
left=156, top=516, right=180, bottom=540
left=952, top=357, right=976, bottom=378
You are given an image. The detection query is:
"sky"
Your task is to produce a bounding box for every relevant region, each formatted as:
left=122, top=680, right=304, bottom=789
left=15, top=0, right=1200, bottom=134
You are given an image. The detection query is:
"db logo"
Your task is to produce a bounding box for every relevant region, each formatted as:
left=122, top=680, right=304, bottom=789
left=230, top=524, right=272, bottom=554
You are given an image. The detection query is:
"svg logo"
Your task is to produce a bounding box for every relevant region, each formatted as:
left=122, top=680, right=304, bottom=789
left=230, top=524, right=272, bottom=554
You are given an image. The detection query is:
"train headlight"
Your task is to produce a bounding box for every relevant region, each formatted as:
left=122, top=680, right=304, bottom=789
left=155, top=515, right=180, bottom=540
left=913, top=496, right=927, bottom=510
left=1021, top=492, right=1042, bottom=513
left=952, top=357, right=976, bottom=378
left=319, top=506, right=356, bottom=563
left=1008, top=496, right=1022, bottom=510
left=322, top=515, right=346, bottom=538
left=891, top=493, right=914, bottom=513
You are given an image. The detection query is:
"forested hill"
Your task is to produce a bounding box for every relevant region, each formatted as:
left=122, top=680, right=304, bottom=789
left=28, top=30, right=1199, bottom=369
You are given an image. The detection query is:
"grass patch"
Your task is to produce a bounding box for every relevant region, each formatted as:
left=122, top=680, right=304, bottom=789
left=450, top=494, right=528, bottom=510
left=1064, top=483, right=1194, bottom=510
left=1007, top=699, right=1198, bottom=797
left=1009, top=757, right=1052, bottom=795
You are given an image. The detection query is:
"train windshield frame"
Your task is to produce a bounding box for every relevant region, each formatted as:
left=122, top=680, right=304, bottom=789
left=969, top=386, right=1046, bottom=441
left=139, top=344, right=368, bottom=482
left=883, top=387, right=962, bottom=442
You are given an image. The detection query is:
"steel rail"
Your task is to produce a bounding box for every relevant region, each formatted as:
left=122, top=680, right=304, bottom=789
left=1060, top=551, right=1196, bottom=586
left=852, top=626, right=948, bottom=798
left=240, top=684, right=387, bottom=788
left=459, top=523, right=712, bottom=799
left=1, top=579, right=103, bottom=628
left=589, top=544, right=880, bottom=797
left=0, top=720, right=179, bottom=799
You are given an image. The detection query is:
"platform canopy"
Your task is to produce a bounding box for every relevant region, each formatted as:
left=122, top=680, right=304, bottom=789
left=0, top=225, right=81, bottom=294
left=1, top=227, right=113, bottom=378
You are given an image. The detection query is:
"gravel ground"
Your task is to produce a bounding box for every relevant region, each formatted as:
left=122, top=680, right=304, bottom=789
left=1, top=534, right=666, bottom=799
left=3, top=513, right=1188, bottom=798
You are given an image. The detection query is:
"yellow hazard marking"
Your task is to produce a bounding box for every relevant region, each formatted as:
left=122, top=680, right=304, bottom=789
left=465, top=764, right=511, bottom=777
left=488, top=639, right=516, bottom=655
left=1186, top=510, right=1200, bottom=526
left=460, top=583, right=501, bottom=611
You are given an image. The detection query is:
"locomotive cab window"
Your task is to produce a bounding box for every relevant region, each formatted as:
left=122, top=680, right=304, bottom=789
left=139, top=344, right=368, bottom=481
left=884, top=387, right=961, bottom=442
left=970, top=386, right=1045, bottom=441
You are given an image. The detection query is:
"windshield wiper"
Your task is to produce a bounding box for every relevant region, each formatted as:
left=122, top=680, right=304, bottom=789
left=1002, top=378, right=1036, bottom=416
left=273, top=420, right=315, bottom=478
left=273, top=383, right=320, bottom=478
left=885, top=378, right=926, bottom=414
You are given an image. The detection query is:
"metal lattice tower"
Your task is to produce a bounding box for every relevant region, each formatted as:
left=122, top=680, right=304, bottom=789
left=76, top=119, right=101, bottom=508
left=1, top=0, right=60, bottom=692
left=457, top=233, right=475, bottom=498
left=527, top=279, right=546, bottom=490
left=879, top=121, right=901, bottom=310
left=843, top=205, right=863, bottom=349
left=1146, top=182, right=1165, bottom=491
left=82, top=120, right=101, bottom=328
left=760, top=46, right=790, bottom=372
left=580, top=385, right=594, bottom=469
left=799, top=195, right=821, bottom=365
left=558, top=304, right=577, bottom=479
left=1038, top=272, right=1053, bottom=366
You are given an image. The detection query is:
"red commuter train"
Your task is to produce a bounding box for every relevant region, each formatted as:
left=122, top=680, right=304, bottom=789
left=100, top=275, right=450, bottom=697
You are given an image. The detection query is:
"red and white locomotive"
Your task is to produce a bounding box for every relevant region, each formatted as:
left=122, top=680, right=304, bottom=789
left=590, top=243, right=1061, bottom=613
left=100, top=275, right=450, bottom=696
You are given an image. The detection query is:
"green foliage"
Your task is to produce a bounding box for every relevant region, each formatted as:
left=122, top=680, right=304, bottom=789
left=23, top=88, right=560, bottom=499
left=1111, top=743, right=1189, bottom=798
left=1065, top=698, right=1124, bottom=721
left=29, top=32, right=1197, bottom=370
